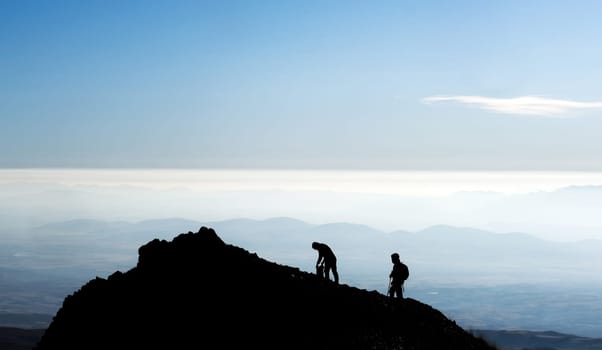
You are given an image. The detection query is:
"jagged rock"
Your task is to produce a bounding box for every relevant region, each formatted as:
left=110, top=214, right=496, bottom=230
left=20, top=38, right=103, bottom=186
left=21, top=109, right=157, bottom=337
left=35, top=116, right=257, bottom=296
left=34, top=227, right=496, bottom=350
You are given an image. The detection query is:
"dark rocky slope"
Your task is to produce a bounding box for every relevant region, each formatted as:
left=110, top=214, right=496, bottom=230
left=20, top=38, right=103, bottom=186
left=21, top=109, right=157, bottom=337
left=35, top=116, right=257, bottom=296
left=34, top=227, right=496, bottom=350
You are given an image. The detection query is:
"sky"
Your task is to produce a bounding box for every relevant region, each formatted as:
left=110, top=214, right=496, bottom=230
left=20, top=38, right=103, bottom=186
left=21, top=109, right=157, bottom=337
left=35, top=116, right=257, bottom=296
left=3, top=1, right=602, bottom=241
left=3, top=0, right=602, bottom=170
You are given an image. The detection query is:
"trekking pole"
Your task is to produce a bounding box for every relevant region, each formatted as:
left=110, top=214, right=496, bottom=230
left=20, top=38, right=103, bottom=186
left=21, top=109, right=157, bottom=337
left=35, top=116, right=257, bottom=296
left=387, top=277, right=392, bottom=297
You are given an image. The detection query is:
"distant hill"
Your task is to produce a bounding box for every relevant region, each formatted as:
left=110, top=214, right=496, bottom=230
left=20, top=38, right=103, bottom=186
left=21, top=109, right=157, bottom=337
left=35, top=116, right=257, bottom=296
left=0, top=327, right=44, bottom=350
left=34, top=227, right=496, bottom=350
left=473, top=329, right=602, bottom=350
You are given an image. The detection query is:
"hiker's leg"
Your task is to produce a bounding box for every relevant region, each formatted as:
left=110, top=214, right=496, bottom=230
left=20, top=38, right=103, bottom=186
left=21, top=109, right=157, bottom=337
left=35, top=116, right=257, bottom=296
left=325, top=265, right=332, bottom=281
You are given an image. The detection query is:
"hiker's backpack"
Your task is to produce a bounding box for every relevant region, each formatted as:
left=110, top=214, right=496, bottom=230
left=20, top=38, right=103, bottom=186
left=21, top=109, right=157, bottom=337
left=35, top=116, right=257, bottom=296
left=400, top=262, right=409, bottom=281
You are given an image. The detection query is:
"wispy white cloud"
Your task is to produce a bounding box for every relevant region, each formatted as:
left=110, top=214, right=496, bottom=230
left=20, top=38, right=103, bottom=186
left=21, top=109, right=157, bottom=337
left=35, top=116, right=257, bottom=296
left=422, top=95, right=602, bottom=116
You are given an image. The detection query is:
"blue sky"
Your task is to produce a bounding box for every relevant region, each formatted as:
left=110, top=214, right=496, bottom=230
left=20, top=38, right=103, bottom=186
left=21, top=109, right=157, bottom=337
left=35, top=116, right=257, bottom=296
left=3, top=0, right=602, bottom=169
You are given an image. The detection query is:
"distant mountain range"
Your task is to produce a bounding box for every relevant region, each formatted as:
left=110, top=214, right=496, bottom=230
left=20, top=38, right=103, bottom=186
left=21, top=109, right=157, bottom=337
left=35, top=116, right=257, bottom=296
left=6, top=216, right=598, bottom=295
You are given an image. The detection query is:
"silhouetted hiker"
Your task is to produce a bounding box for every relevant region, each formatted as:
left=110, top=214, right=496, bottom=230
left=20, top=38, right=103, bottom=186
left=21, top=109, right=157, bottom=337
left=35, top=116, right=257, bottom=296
left=388, top=253, right=409, bottom=299
left=312, top=242, right=339, bottom=284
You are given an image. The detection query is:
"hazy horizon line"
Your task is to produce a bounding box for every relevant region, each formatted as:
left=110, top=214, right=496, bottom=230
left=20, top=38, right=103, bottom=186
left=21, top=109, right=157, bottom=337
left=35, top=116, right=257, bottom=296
left=6, top=166, right=602, bottom=172
left=4, top=168, right=602, bottom=196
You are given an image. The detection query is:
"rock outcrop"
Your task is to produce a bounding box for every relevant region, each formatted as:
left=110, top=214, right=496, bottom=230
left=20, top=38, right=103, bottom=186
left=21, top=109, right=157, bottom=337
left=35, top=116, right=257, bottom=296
left=35, top=227, right=496, bottom=350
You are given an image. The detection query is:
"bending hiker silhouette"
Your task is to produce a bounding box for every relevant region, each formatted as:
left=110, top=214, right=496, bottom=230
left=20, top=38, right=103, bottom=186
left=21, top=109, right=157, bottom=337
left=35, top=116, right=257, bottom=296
left=388, top=253, right=409, bottom=299
left=312, top=242, right=339, bottom=284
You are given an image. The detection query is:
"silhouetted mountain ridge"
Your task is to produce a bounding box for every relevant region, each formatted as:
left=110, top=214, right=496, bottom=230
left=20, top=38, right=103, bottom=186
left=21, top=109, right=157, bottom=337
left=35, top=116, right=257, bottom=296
left=34, top=227, right=496, bottom=350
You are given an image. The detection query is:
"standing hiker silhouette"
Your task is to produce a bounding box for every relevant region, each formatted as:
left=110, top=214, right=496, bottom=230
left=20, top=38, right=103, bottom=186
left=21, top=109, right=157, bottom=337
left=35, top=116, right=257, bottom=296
left=388, top=253, right=409, bottom=299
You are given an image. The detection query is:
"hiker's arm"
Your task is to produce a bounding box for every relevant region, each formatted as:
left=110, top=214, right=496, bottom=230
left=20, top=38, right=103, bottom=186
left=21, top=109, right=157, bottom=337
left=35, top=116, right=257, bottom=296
left=316, top=253, right=323, bottom=266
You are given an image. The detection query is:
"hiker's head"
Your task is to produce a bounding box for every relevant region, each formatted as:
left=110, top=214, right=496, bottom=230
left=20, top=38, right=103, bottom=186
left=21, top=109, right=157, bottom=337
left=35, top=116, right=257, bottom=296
left=391, top=253, right=400, bottom=262
left=312, top=242, right=319, bottom=250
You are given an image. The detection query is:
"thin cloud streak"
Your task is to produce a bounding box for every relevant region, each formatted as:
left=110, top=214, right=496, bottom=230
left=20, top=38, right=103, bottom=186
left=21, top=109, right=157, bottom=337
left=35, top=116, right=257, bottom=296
left=422, top=95, right=602, bottom=116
